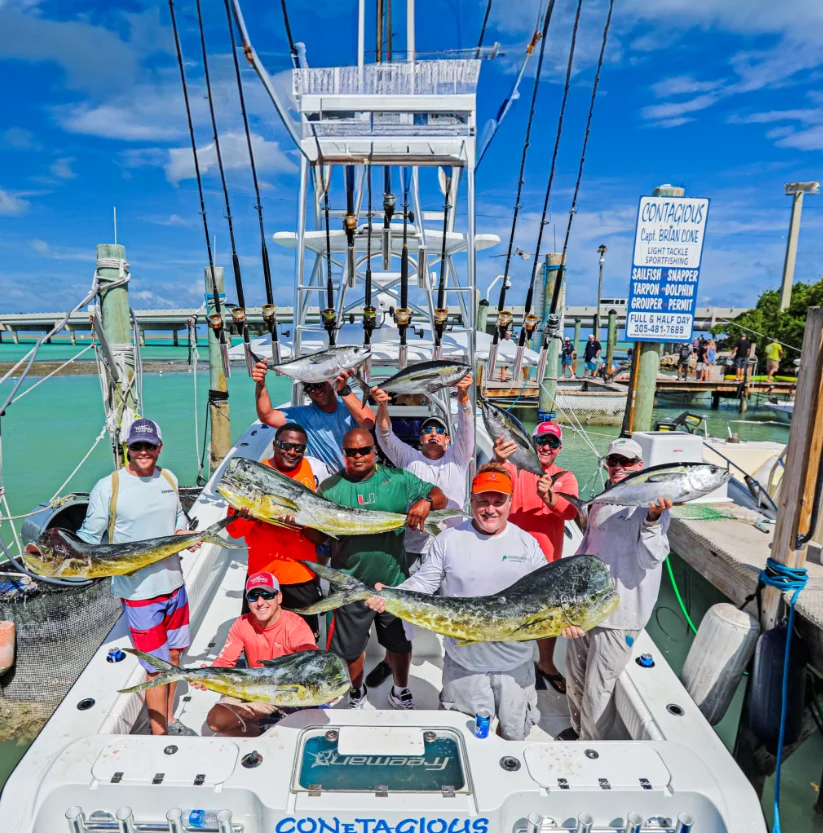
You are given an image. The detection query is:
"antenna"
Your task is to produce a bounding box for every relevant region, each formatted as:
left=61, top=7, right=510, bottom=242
left=113, top=207, right=117, bottom=245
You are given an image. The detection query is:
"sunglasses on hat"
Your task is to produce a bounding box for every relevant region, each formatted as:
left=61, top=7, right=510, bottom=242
left=246, top=589, right=277, bottom=603
left=535, top=435, right=561, bottom=450
left=343, top=445, right=374, bottom=458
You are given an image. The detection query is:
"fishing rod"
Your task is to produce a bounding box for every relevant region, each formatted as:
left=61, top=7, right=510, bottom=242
left=433, top=167, right=453, bottom=360
left=344, top=165, right=357, bottom=290
left=168, top=0, right=230, bottom=378
left=382, top=167, right=395, bottom=270
left=475, top=0, right=494, bottom=58
left=395, top=167, right=412, bottom=369
left=196, top=0, right=252, bottom=376
left=362, top=159, right=377, bottom=382
left=487, top=0, right=556, bottom=380
left=516, top=0, right=583, bottom=384
left=279, top=0, right=300, bottom=69
left=224, top=0, right=281, bottom=368
left=318, top=160, right=337, bottom=346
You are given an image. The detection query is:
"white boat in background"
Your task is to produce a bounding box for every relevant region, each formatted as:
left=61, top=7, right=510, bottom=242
left=765, top=397, right=793, bottom=423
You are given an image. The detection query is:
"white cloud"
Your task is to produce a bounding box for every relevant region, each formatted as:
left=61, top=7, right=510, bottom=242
left=49, top=157, right=76, bottom=179
left=56, top=96, right=186, bottom=142
left=28, top=238, right=49, bottom=254
left=641, top=94, right=721, bottom=122
left=25, top=238, right=94, bottom=261
left=655, top=117, right=694, bottom=129
left=0, top=127, right=41, bottom=150
left=0, top=189, right=30, bottom=216
left=650, top=76, right=727, bottom=98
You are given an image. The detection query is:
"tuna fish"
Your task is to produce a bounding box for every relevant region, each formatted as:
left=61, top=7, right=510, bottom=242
left=21, top=518, right=242, bottom=579
left=267, top=345, right=370, bottom=384
left=294, top=557, right=619, bottom=643
left=355, top=360, right=471, bottom=407
left=217, top=457, right=464, bottom=539
left=119, top=648, right=350, bottom=707
left=479, top=396, right=544, bottom=476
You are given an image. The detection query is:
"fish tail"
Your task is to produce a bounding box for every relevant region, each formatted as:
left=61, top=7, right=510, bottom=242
left=118, top=649, right=186, bottom=694
left=292, top=561, right=372, bottom=613
left=200, top=517, right=246, bottom=550
left=424, top=509, right=466, bottom=537
left=352, top=372, right=371, bottom=406
left=556, top=492, right=588, bottom=528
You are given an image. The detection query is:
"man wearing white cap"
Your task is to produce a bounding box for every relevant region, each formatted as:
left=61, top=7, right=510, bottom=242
left=560, top=436, right=672, bottom=741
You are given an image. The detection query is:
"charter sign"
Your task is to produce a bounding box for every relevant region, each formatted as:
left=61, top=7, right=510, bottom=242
left=626, top=196, right=710, bottom=342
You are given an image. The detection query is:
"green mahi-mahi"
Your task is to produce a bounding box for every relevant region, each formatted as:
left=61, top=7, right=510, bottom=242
left=295, top=557, right=619, bottom=643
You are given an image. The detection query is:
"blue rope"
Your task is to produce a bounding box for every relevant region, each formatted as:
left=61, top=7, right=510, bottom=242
left=506, top=374, right=531, bottom=411
left=759, top=557, right=808, bottom=833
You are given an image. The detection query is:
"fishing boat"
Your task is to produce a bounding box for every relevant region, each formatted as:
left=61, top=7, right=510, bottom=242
left=765, top=396, right=794, bottom=423
left=0, top=1, right=769, bottom=831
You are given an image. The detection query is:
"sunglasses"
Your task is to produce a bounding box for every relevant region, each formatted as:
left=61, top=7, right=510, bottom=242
left=303, top=382, right=326, bottom=394
left=421, top=425, right=447, bottom=435
left=535, top=435, right=561, bottom=449
left=276, top=440, right=306, bottom=453
left=246, top=589, right=277, bottom=602
left=605, top=455, right=641, bottom=467
left=129, top=442, right=158, bottom=452
left=343, top=445, right=374, bottom=458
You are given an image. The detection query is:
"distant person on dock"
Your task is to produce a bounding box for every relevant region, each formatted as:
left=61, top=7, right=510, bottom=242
left=561, top=338, right=576, bottom=378
left=319, top=427, right=447, bottom=710
left=700, top=339, right=716, bottom=382
left=225, top=422, right=330, bottom=637
left=694, top=338, right=708, bottom=381
left=732, top=334, right=752, bottom=382
left=251, top=360, right=375, bottom=471
left=364, top=375, right=474, bottom=691
left=582, top=334, right=601, bottom=378
left=559, top=437, right=672, bottom=742
left=492, top=421, right=578, bottom=695
left=195, top=572, right=318, bottom=737
left=765, top=338, right=783, bottom=383
left=366, top=464, right=549, bottom=741
left=75, top=418, right=193, bottom=736
left=676, top=343, right=691, bottom=380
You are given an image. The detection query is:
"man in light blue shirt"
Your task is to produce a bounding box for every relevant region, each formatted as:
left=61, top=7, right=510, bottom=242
left=76, top=418, right=193, bottom=736
left=251, top=360, right=375, bottom=471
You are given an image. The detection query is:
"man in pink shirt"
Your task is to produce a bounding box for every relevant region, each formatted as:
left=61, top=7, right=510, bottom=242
left=493, top=421, right=579, bottom=694
left=199, top=573, right=317, bottom=736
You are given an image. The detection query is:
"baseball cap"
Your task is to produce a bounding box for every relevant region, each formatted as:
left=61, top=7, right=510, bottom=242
left=421, top=416, right=450, bottom=434
left=532, top=421, right=562, bottom=442
left=471, top=469, right=513, bottom=495
left=126, top=418, right=162, bottom=447
left=246, top=572, right=280, bottom=593
left=606, top=437, right=643, bottom=461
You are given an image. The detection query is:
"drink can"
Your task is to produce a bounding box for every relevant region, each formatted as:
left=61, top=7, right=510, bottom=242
left=474, top=709, right=491, bottom=739
left=107, top=647, right=126, bottom=663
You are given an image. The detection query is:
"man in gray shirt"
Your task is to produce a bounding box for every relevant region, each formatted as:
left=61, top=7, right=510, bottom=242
left=561, top=437, right=672, bottom=741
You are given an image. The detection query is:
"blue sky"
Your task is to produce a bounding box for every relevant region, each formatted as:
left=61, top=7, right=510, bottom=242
left=1, top=0, right=821, bottom=315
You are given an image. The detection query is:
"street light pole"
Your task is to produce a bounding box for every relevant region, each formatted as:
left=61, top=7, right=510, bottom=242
left=596, top=244, right=607, bottom=342
left=780, top=182, right=819, bottom=311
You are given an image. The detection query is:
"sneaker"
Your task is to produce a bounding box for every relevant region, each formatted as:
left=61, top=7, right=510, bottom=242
left=348, top=685, right=368, bottom=709
left=388, top=686, right=415, bottom=710
left=365, top=660, right=393, bottom=689
left=167, top=720, right=198, bottom=737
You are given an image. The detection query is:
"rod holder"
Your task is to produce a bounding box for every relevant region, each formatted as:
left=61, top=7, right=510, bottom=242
left=574, top=813, right=593, bottom=833
left=166, top=809, right=185, bottom=833
left=625, top=812, right=643, bottom=833
left=512, top=347, right=526, bottom=384
left=417, top=246, right=428, bottom=288
left=220, top=336, right=232, bottom=379
left=346, top=247, right=357, bottom=288
left=65, top=806, right=87, bottom=833
left=382, top=228, right=391, bottom=270
left=526, top=812, right=542, bottom=833
left=270, top=338, right=281, bottom=367
left=217, top=809, right=234, bottom=833
left=535, top=345, right=549, bottom=386
left=116, top=807, right=137, bottom=833
left=399, top=343, right=408, bottom=370
left=675, top=813, right=695, bottom=833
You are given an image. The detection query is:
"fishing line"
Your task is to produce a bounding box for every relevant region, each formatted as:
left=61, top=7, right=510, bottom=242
left=168, top=0, right=228, bottom=367
left=196, top=0, right=252, bottom=372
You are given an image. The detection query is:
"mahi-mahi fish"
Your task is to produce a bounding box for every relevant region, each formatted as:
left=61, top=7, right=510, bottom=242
left=479, top=395, right=544, bottom=476
left=119, top=648, right=350, bottom=707
left=264, top=345, right=370, bottom=384
left=217, top=457, right=464, bottom=539
left=22, top=518, right=243, bottom=579
left=294, top=558, right=618, bottom=643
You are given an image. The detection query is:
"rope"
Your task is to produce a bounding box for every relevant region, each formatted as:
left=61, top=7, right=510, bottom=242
left=758, top=558, right=808, bottom=833
left=505, top=376, right=530, bottom=411
left=716, top=319, right=801, bottom=353
left=189, top=317, right=203, bottom=471
left=9, top=343, right=96, bottom=406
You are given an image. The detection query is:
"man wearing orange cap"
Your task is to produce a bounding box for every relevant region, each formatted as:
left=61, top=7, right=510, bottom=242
left=493, top=420, right=578, bottom=695
left=366, top=463, right=550, bottom=740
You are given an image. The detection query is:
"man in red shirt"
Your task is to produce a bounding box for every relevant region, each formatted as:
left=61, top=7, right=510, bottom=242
left=226, top=423, right=330, bottom=636
left=493, top=421, right=579, bottom=694
left=200, top=573, right=318, bottom=736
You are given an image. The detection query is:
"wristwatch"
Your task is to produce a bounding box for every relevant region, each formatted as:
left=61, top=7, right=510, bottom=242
left=422, top=495, right=434, bottom=506
left=339, top=384, right=353, bottom=397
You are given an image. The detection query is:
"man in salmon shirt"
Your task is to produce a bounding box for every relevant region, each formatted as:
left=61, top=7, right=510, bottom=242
left=199, top=573, right=318, bottom=736
left=493, top=421, right=579, bottom=695
left=227, top=423, right=331, bottom=637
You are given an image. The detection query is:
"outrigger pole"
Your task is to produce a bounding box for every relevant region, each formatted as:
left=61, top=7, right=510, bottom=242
left=396, top=167, right=412, bottom=369
left=168, top=0, right=230, bottom=378
left=196, top=0, right=253, bottom=377
left=225, top=0, right=281, bottom=367
left=433, top=167, right=453, bottom=361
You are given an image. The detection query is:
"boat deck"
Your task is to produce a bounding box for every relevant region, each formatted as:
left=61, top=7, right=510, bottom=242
left=668, top=506, right=823, bottom=669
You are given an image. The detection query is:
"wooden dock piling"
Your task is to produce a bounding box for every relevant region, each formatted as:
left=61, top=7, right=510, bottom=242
left=205, top=266, right=231, bottom=472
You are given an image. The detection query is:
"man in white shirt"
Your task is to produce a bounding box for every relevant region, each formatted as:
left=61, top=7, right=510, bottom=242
left=561, top=437, right=672, bottom=742
left=76, top=419, right=193, bottom=736
left=365, top=373, right=473, bottom=689
left=366, top=462, right=553, bottom=740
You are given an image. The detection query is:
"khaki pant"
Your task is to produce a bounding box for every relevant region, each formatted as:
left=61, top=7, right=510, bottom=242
left=565, top=626, right=639, bottom=740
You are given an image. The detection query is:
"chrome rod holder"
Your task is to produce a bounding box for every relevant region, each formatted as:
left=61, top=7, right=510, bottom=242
left=675, top=812, right=695, bottom=833
left=574, top=814, right=593, bottom=833
left=166, top=809, right=185, bottom=833
left=217, top=810, right=234, bottom=833
left=625, top=812, right=643, bottom=833
left=66, top=806, right=87, bottom=833
left=116, top=807, right=137, bottom=833
left=526, top=813, right=542, bottom=833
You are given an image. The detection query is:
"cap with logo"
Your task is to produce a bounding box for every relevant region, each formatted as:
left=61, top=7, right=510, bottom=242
left=606, top=437, right=643, bottom=461
left=246, top=572, right=280, bottom=593
left=125, top=418, right=162, bottom=447
left=532, top=421, right=562, bottom=441
left=471, top=469, right=513, bottom=495
left=421, top=416, right=450, bottom=434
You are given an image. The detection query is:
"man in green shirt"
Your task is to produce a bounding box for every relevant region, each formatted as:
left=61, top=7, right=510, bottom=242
left=765, top=338, right=783, bottom=382
left=319, top=427, right=447, bottom=710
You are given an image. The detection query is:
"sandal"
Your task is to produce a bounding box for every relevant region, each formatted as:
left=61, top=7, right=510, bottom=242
left=534, top=663, right=566, bottom=694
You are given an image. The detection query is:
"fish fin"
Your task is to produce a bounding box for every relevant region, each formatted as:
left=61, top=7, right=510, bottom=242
left=118, top=649, right=186, bottom=694
left=201, top=518, right=247, bottom=550
left=452, top=638, right=479, bottom=647
left=269, top=495, right=301, bottom=511
left=257, top=659, right=277, bottom=667
left=291, top=561, right=371, bottom=613
left=646, top=473, right=682, bottom=483
left=550, top=470, right=569, bottom=485
left=424, top=509, right=466, bottom=537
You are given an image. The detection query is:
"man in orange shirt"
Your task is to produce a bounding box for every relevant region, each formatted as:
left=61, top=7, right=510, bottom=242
left=199, top=573, right=319, bottom=736
left=493, top=421, right=579, bottom=694
left=227, top=423, right=330, bottom=637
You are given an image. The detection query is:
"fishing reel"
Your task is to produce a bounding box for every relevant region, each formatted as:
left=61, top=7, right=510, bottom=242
left=230, top=306, right=247, bottom=334
left=522, top=313, right=540, bottom=339
left=383, top=192, right=396, bottom=221
left=543, top=313, right=562, bottom=343
left=394, top=307, right=412, bottom=330
left=495, top=310, right=513, bottom=339
left=321, top=307, right=338, bottom=341
left=261, top=303, right=278, bottom=330
left=363, top=305, right=378, bottom=335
